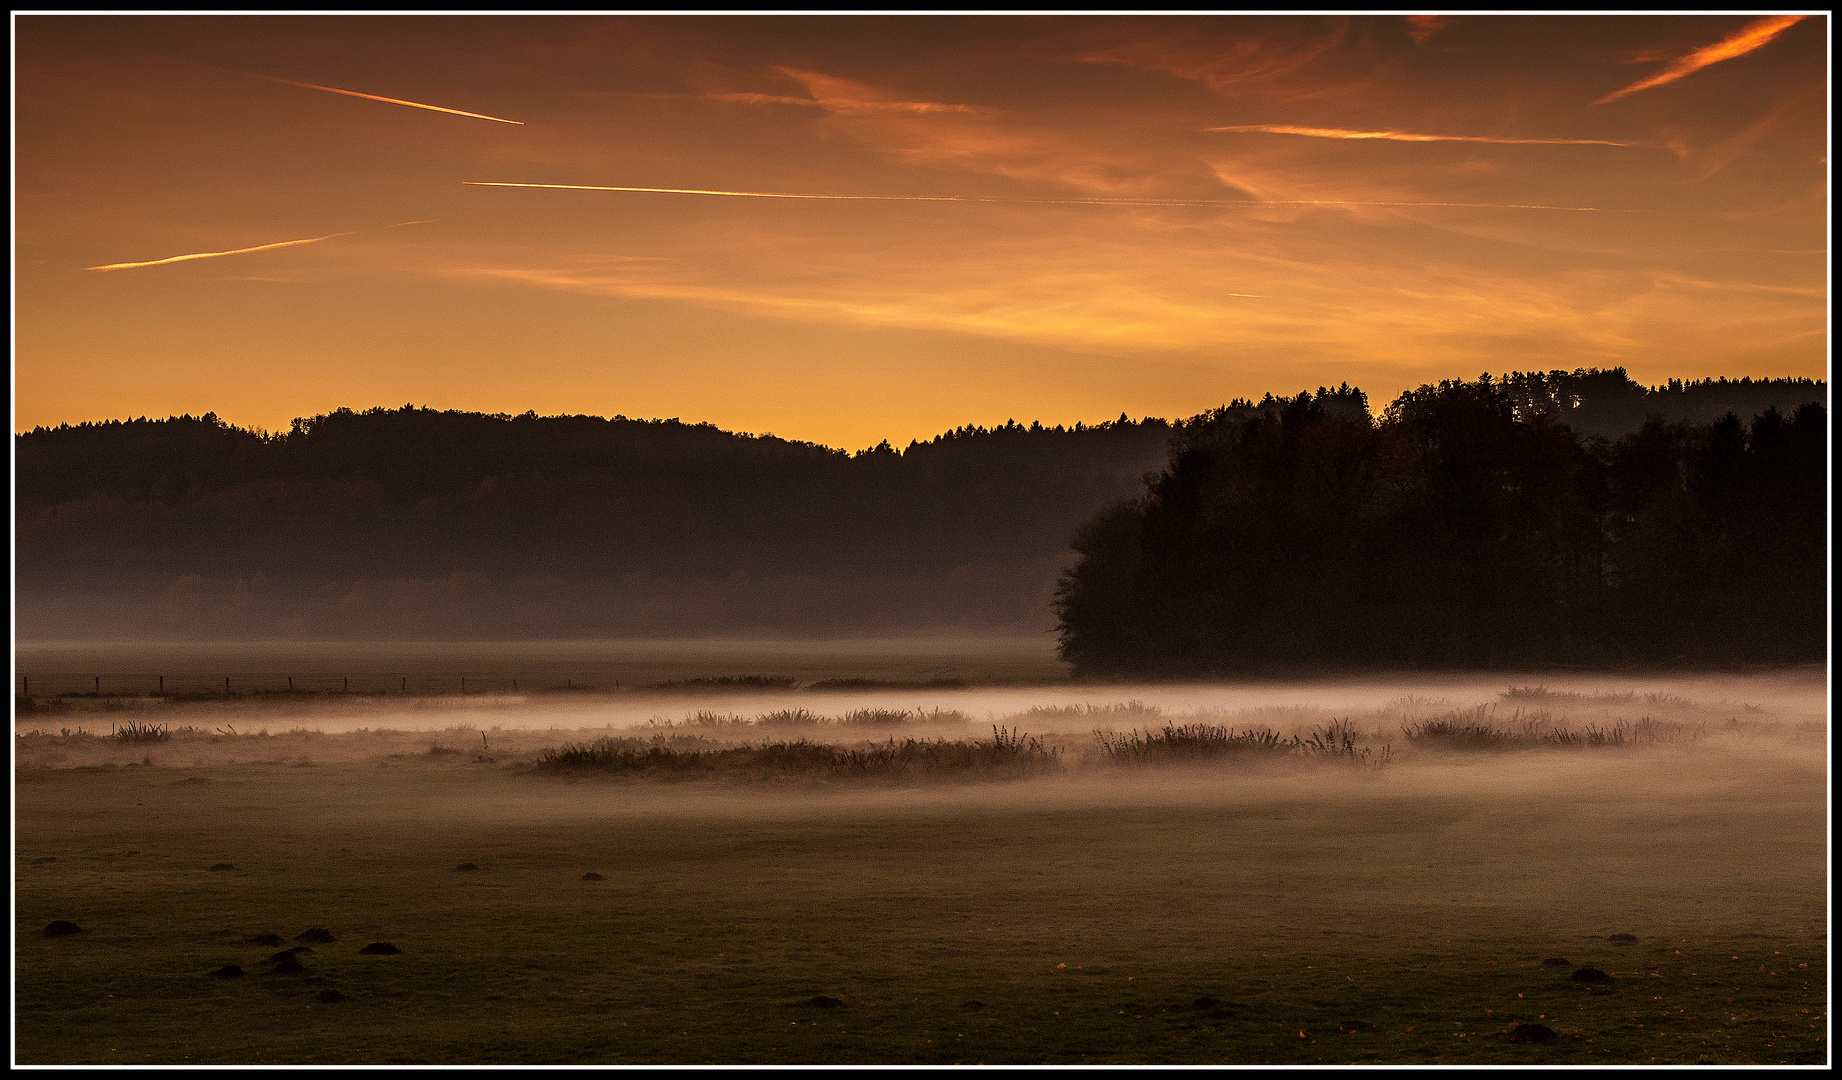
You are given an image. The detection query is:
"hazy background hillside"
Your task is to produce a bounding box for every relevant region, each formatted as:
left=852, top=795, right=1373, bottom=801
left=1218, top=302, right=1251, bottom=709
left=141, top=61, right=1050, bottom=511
left=14, top=369, right=1823, bottom=643
left=16, top=408, right=1176, bottom=639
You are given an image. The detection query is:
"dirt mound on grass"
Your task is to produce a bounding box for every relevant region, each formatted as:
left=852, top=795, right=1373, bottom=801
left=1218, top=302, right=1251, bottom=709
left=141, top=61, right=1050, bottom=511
left=248, top=933, right=284, bottom=946
left=1609, top=933, right=1638, bottom=944
left=294, top=928, right=337, bottom=943
left=1509, top=1022, right=1559, bottom=1043
left=316, top=989, right=347, bottom=1003
left=271, top=957, right=306, bottom=974
left=30, top=856, right=58, bottom=864
left=805, top=995, right=846, bottom=1008
left=208, top=863, right=234, bottom=871
left=455, top=862, right=479, bottom=872
left=211, top=964, right=245, bottom=978
left=265, top=951, right=298, bottom=963
left=582, top=872, right=604, bottom=881
left=1570, top=967, right=1611, bottom=983
left=42, top=920, right=83, bottom=937
left=359, top=942, right=401, bottom=955
left=1540, top=957, right=1571, bottom=967
left=961, top=1000, right=986, bottom=1011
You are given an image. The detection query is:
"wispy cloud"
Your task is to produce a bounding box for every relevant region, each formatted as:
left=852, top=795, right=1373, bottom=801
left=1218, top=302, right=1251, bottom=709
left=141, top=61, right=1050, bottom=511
left=464, top=180, right=1623, bottom=214
left=265, top=76, right=524, bottom=124
left=700, top=79, right=983, bottom=115
left=1595, top=15, right=1809, bottom=105
left=86, top=232, right=352, bottom=272
left=1404, top=15, right=1453, bottom=45
left=736, top=67, right=1224, bottom=199
left=1211, top=124, right=1631, bottom=147
left=1692, top=87, right=1822, bottom=178
left=1078, top=23, right=1347, bottom=91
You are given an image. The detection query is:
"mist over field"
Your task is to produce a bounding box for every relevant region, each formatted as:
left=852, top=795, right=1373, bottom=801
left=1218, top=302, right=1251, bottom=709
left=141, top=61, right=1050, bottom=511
left=13, top=382, right=1828, bottom=1065
left=17, top=658, right=1826, bottom=1065
left=16, top=12, right=1831, bottom=1067
left=17, top=652, right=1824, bottom=772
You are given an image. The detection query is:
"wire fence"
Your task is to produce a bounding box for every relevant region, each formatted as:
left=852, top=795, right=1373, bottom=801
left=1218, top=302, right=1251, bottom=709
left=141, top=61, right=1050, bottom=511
left=15, top=673, right=619, bottom=698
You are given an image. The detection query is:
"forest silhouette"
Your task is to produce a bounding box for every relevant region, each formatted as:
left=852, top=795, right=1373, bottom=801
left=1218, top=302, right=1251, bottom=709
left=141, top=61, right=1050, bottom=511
left=1056, top=373, right=1825, bottom=675
left=15, top=369, right=1825, bottom=657
left=16, top=406, right=1174, bottom=638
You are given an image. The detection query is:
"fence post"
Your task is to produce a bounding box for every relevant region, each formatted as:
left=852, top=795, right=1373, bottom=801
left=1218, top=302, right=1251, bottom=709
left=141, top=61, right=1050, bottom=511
left=95, top=675, right=101, bottom=694
left=288, top=676, right=293, bottom=692
left=158, top=675, right=163, bottom=694
left=461, top=677, right=466, bottom=693
left=401, top=676, right=407, bottom=692
left=343, top=677, right=349, bottom=693
left=226, top=676, right=231, bottom=694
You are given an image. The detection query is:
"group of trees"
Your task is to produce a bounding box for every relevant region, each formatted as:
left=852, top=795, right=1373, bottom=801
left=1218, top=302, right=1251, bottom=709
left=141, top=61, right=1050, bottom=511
left=16, top=406, right=1175, bottom=638
left=17, top=368, right=1824, bottom=662
left=1055, top=373, right=1827, bottom=675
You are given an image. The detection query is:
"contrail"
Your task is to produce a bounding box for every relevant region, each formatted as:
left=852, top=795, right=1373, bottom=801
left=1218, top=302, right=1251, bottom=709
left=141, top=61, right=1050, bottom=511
left=463, top=181, right=1623, bottom=213
left=267, top=76, right=523, bottom=124
left=85, top=232, right=354, bottom=272
left=1209, top=124, right=1630, bottom=147
left=1596, top=14, right=1809, bottom=105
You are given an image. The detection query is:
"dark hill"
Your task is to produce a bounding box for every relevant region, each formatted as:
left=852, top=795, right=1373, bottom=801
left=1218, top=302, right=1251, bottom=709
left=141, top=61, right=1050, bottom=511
left=15, top=370, right=1821, bottom=642
left=1055, top=375, right=1826, bottom=675
left=15, top=406, right=1174, bottom=639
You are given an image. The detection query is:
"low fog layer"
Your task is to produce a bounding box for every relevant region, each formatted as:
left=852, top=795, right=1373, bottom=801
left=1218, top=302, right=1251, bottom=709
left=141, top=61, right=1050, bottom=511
left=18, top=670, right=1826, bottom=777
left=13, top=636, right=1065, bottom=699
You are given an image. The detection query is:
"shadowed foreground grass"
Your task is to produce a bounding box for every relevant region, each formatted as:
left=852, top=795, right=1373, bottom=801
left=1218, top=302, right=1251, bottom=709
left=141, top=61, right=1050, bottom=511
left=14, top=749, right=1827, bottom=1065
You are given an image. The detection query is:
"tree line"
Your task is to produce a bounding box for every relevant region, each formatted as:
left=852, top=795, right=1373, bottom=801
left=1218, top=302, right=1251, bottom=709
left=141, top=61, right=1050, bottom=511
left=15, top=368, right=1823, bottom=648
left=1055, top=374, right=1826, bottom=675
left=15, top=406, right=1176, bottom=638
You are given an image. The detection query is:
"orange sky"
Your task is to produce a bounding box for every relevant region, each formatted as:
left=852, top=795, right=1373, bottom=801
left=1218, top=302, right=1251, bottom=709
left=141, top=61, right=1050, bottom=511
left=14, top=15, right=1829, bottom=450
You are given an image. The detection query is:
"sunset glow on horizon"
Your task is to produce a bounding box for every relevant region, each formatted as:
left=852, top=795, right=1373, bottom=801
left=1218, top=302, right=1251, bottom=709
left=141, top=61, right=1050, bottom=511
left=15, top=14, right=1828, bottom=451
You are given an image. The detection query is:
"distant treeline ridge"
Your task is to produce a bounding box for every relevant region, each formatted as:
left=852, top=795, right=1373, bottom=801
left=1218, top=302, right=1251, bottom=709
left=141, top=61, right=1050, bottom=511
left=1055, top=374, right=1826, bottom=674
left=15, top=367, right=1825, bottom=644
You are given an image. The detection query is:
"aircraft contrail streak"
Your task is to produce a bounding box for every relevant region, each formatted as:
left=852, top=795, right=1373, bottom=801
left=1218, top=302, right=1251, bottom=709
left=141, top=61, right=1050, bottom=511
left=1210, top=124, right=1630, bottom=147
left=1595, top=14, right=1809, bottom=105
left=463, top=182, right=1620, bottom=212
left=267, top=76, right=524, bottom=124
left=85, top=233, right=354, bottom=272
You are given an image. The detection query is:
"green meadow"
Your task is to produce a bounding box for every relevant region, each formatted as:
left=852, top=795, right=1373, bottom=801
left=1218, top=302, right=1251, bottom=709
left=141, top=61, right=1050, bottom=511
left=14, top=705, right=1826, bottom=1066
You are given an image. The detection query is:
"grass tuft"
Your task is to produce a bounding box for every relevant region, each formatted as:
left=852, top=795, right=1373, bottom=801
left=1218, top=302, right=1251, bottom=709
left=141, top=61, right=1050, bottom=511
left=537, top=727, right=1060, bottom=782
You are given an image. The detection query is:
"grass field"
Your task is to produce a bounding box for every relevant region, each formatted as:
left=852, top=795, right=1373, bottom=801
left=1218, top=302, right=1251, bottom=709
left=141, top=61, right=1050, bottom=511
left=14, top=697, right=1827, bottom=1065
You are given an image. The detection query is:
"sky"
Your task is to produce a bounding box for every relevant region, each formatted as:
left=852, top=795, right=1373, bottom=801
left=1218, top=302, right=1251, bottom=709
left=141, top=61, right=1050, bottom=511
left=13, top=14, right=1830, bottom=450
